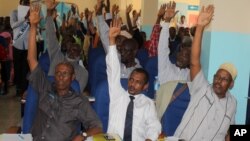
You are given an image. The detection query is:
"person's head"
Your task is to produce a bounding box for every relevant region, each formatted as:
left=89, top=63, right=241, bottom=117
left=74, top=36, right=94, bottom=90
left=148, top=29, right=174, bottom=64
left=180, top=15, right=185, bottom=23
left=68, top=17, right=77, bottom=27
left=0, top=32, right=12, bottom=45
left=132, top=10, right=137, bottom=17
left=19, top=0, right=29, bottom=6
left=213, top=63, right=237, bottom=98
left=120, top=38, right=138, bottom=66
left=190, top=26, right=196, bottom=37
left=66, top=43, right=82, bottom=61
left=140, top=31, right=147, bottom=42
left=177, top=27, right=185, bottom=40
left=115, top=30, right=132, bottom=54
left=169, top=27, right=177, bottom=39
left=128, top=68, right=149, bottom=95
left=184, top=27, right=190, bottom=36
left=176, top=36, right=192, bottom=69
left=54, top=62, right=75, bottom=95
left=61, top=35, right=75, bottom=54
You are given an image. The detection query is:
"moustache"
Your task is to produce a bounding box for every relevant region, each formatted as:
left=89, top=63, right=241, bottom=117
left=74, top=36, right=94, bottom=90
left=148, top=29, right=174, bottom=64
left=128, top=86, right=135, bottom=91
left=213, top=83, right=221, bottom=88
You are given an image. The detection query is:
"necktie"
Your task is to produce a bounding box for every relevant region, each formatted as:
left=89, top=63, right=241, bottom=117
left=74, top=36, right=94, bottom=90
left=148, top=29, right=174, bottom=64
left=124, top=96, right=135, bottom=141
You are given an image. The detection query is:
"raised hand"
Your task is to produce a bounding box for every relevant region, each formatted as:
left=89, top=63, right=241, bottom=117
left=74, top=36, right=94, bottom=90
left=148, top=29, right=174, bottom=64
left=158, top=4, right=166, bottom=19
left=126, top=4, right=133, bottom=14
left=95, top=0, right=104, bottom=15
left=164, top=1, right=178, bottom=22
left=109, top=19, right=121, bottom=45
left=197, top=5, right=214, bottom=27
left=44, top=0, right=57, bottom=10
left=29, top=4, right=41, bottom=27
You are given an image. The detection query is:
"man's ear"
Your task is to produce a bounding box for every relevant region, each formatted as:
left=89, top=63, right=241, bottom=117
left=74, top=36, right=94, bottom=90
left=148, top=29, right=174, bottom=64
left=71, top=74, right=76, bottom=81
left=143, top=82, right=149, bottom=91
left=229, top=80, right=234, bottom=89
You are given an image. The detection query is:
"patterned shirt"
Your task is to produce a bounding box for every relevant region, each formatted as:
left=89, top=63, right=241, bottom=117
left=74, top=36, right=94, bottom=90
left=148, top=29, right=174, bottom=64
left=145, top=24, right=161, bottom=57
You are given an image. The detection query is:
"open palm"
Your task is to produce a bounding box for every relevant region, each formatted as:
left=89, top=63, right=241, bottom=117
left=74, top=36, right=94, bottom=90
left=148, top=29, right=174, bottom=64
left=29, top=4, right=41, bottom=26
left=197, top=5, right=214, bottom=26
left=164, top=1, right=178, bottom=22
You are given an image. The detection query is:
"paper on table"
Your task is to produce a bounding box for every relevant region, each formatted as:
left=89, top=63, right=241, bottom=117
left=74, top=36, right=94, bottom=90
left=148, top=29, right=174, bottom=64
left=18, top=5, right=30, bottom=20
left=0, top=134, right=32, bottom=141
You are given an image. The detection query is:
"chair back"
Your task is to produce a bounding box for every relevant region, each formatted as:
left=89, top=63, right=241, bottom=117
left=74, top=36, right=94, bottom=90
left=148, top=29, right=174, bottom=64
left=92, top=79, right=110, bottom=132
left=144, top=56, right=158, bottom=99
left=136, top=48, right=149, bottom=68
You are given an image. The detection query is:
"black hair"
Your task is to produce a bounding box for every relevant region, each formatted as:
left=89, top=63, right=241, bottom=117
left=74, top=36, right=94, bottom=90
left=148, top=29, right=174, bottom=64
left=131, top=68, right=149, bottom=84
left=56, top=61, right=75, bottom=74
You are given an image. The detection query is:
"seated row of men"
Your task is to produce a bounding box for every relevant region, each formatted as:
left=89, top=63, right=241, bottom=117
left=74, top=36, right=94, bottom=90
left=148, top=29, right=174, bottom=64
left=25, top=0, right=237, bottom=141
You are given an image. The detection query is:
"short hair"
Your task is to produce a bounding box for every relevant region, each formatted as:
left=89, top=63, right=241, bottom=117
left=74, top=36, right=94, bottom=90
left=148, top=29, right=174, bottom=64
left=56, top=61, right=75, bottom=74
left=122, top=38, right=139, bottom=51
left=181, top=36, right=192, bottom=48
left=131, top=68, right=149, bottom=84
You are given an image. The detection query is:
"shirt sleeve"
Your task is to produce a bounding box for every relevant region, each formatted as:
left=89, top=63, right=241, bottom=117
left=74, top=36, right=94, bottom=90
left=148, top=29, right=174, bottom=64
left=147, top=24, right=161, bottom=57
left=97, top=15, right=110, bottom=53
left=106, top=46, right=126, bottom=101
left=188, top=70, right=209, bottom=97
left=78, top=96, right=103, bottom=129
left=28, top=65, right=51, bottom=99
left=144, top=100, right=162, bottom=140
left=158, top=22, right=188, bottom=84
left=45, top=16, right=61, bottom=61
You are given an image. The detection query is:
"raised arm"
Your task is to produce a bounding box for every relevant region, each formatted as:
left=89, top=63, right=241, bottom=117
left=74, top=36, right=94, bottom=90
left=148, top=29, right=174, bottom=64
left=106, top=19, right=125, bottom=100
left=27, top=4, right=41, bottom=71
left=44, top=0, right=60, bottom=59
left=96, top=0, right=110, bottom=53
left=190, top=5, right=214, bottom=81
left=158, top=2, right=180, bottom=84
left=126, top=4, right=133, bottom=33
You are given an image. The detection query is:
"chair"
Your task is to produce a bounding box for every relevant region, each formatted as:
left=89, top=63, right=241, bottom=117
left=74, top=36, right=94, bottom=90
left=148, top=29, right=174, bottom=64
left=89, top=53, right=107, bottom=97
left=92, top=79, right=110, bottom=132
left=159, top=82, right=190, bottom=136
left=92, top=78, right=129, bottom=133
left=136, top=47, right=149, bottom=68
left=87, top=44, right=105, bottom=90
left=144, top=56, right=158, bottom=99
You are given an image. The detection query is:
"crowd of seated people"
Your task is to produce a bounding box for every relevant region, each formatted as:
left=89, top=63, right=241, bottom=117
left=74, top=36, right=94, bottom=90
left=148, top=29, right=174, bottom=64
left=0, top=0, right=237, bottom=141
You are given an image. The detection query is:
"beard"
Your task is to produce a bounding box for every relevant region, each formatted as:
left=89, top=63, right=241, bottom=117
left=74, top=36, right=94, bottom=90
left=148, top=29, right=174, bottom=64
left=65, top=53, right=80, bottom=62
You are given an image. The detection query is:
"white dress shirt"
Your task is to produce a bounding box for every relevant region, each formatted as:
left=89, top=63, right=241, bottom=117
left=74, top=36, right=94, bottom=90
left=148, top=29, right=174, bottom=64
left=106, top=46, right=161, bottom=141
left=158, top=22, right=190, bottom=85
left=174, top=70, right=237, bottom=141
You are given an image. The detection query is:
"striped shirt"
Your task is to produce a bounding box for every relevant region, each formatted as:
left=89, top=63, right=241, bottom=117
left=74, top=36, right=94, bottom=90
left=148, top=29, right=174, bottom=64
left=174, top=70, right=237, bottom=141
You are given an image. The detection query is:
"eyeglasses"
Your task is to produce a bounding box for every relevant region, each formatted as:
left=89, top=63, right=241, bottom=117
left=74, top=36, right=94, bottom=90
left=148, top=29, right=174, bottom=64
left=213, top=75, right=230, bottom=83
left=55, top=71, right=72, bottom=77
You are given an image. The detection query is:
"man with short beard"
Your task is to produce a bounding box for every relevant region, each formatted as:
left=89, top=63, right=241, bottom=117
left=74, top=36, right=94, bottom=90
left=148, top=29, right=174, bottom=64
left=174, top=5, right=237, bottom=141
left=45, top=0, right=88, bottom=93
